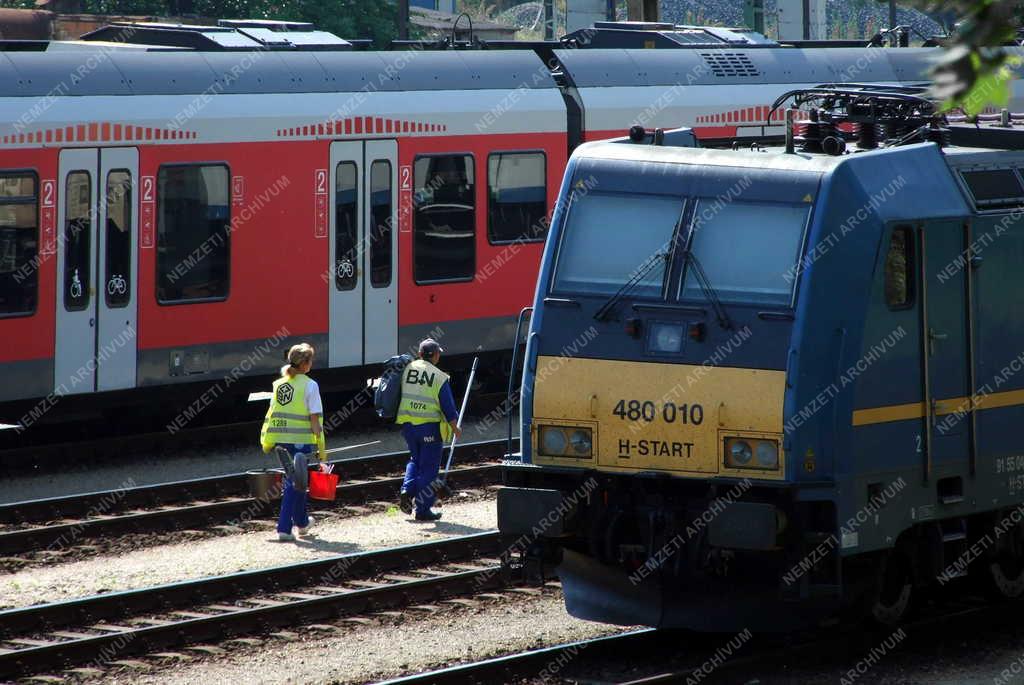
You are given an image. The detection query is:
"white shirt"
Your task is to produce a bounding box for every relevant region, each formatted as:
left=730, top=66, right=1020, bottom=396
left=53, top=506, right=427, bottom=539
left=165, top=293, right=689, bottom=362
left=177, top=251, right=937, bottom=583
left=305, top=378, right=323, bottom=415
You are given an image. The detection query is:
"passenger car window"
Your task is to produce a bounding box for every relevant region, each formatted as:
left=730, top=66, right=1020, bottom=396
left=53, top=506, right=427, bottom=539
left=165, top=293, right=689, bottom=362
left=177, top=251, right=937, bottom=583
left=335, top=162, right=358, bottom=291
left=0, top=173, right=38, bottom=316
left=64, top=171, right=92, bottom=312
left=413, top=154, right=475, bottom=283
left=105, top=170, right=132, bottom=308
left=369, top=160, right=392, bottom=288
left=156, top=164, right=230, bottom=304
left=885, top=226, right=914, bottom=308
left=488, top=152, right=546, bottom=244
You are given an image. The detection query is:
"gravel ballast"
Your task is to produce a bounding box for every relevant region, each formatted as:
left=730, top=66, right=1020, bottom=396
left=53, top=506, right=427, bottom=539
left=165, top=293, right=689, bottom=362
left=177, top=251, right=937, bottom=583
left=117, top=591, right=629, bottom=685
left=0, top=496, right=499, bottom=609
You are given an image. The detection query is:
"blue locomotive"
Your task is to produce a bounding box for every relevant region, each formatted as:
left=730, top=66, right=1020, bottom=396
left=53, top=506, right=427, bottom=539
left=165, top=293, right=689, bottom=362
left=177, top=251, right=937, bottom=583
left=497, top=86, right=1024, bottom=631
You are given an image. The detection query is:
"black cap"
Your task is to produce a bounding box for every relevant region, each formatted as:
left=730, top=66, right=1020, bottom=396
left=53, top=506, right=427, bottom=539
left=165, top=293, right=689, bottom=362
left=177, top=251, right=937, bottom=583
left=418, top=338, right=444, bottom=357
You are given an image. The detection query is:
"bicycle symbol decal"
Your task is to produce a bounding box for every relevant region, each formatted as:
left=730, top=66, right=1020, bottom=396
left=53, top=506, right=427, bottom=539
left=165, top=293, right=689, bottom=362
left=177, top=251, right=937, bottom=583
left=336, top=259, right=354, bottom=279
left=107, top=274, right=127, bottom=296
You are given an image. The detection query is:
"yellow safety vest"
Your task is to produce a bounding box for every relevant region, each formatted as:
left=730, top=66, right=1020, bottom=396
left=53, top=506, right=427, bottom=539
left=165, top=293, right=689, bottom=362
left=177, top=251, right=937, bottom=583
left=261, top=373, right=317, bottom=452
left=395, top=359, right=451, bottom=440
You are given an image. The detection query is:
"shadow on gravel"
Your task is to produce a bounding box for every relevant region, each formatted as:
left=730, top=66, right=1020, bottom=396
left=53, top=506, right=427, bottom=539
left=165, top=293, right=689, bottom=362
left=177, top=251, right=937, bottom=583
left=289, top=538, right=362, bottom=554
left=406, top=520, right=492, bottom=536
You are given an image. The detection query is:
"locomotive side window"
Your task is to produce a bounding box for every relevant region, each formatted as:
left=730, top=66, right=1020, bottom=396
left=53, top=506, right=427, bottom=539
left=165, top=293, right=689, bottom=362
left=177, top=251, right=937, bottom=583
left=960, top=169, right=1024, bottom=210
left=0, top=173, right=38, bottom=317
left=487, top=152, right=546, bottom=244
left=413, top=154, right=475, bottom=283
left=884, top=226, right=914, bottom=309
left=369, top=160, right=392, bottom=288
left=680, top=200, right=808, bottom=306
left=63, top=171, right=92, bottom=312
left=334, top=162, right=358, bottom=292
left=105, top=170, right=132, bottom=308
left=156, top=164, right=230, bottom=304
left=553, top=191, right=683, bottom=297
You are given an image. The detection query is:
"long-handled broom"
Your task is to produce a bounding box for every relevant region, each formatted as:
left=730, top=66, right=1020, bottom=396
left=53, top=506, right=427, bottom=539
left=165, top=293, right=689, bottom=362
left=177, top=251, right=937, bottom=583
left=433, top=356, right=478, bottom=500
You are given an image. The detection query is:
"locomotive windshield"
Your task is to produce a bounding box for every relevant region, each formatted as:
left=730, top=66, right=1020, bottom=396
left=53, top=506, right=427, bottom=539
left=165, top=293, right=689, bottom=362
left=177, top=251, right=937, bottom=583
left=680, top=200, right=808, bottom=307
left=552, top=192, right=684, bottom=297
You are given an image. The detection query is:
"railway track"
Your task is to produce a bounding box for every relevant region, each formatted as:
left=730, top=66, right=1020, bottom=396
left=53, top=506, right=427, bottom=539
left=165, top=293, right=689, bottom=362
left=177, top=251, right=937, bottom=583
left=377, top=589, right=1024, bottom=684
left=0, top=438, right=516, bottom=556
left=0, top=532, right=508, bottom=679
left=375, top=630, right=665, bottom=684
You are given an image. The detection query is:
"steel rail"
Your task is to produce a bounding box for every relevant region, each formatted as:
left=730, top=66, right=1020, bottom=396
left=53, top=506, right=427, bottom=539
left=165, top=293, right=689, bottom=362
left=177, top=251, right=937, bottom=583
left=0, top=437, right=515, bottom=525
left=0, top=533, right=507, bottom=679
left=0, top=461, right=503, bottom=555
left=374, top=630, right=657, bottom=684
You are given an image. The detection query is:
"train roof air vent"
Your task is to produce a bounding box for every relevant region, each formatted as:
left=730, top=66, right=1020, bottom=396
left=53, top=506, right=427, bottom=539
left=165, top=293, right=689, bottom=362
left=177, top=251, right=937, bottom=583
left=960, top=168, right=1024, bottom=210
left=699, top=52, right=760, bottom=77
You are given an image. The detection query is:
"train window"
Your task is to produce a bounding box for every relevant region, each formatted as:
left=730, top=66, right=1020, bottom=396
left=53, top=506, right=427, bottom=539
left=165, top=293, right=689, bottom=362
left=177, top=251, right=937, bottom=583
left=335, top=162, right=358, bottom=291
left=487, top=152, right=546, bottom=244
left=156, top=164, right=230, bottom=304
left=369, top=160, right=392, bottom=288
left=0, top=173, right=38, bottom=317
left=885, top=226, right=914, bottom=309
left=413, top=154, right=475, bottom=283
left=552, top=191, right=683, bottom=297
left=680, top=200, right=808, bottom=306
left=64, top=171, right=92, bottom=312
left=960, top=169, right=1024, bottom=210
left=105, top=170, right=132, bottom=308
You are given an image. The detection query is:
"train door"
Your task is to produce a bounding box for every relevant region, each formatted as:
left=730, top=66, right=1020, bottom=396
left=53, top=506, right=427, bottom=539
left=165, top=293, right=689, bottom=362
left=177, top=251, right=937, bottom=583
left=328, top=140, right=398, bottom=367
left=362, top=140, right=398, bottom=361
left=920, top=220, right=972, bottom=477
left=55, top=148, right=138, bottom=394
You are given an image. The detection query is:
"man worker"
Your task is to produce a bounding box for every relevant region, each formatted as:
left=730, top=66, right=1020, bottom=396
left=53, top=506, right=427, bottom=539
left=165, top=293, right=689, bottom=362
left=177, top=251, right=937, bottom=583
left=396, top=338, right=462, bottom=521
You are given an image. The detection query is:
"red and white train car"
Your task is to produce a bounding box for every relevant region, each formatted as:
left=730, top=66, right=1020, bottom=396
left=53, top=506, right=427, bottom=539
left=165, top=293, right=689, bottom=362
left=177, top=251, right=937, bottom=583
left=0, top=44, right=566, bottom=418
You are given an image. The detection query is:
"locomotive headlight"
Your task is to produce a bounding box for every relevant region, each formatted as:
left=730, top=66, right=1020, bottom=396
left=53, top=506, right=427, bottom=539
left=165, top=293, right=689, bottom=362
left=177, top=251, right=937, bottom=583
left=728, top=439, right=753, bottom=466
left=537, top=425, right=593, bottom=458
left=724, top=437, right=781, bottom=471
left=539, top=426, right=568, bottom=456
left=756, top=441, right=779, bottom=469
left=569, top=428, right=593, bottom=456
left=648, top=322, right=685, bottom=354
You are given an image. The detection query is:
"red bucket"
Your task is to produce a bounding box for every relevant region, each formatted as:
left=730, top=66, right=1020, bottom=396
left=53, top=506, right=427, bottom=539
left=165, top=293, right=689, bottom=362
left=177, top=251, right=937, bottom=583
left=309, top=470, right=340, bottom=501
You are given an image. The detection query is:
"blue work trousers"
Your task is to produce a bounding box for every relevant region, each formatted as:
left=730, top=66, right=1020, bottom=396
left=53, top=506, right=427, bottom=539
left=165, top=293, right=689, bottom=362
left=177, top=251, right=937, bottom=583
left=401, top=423, right=444, bottom=516
left=276, top=443, right=313, bottom=534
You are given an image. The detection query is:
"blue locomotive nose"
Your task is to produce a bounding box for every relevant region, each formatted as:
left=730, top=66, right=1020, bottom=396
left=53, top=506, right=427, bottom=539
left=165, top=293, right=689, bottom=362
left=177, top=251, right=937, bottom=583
left=501, top=87, right=1024, bottom=632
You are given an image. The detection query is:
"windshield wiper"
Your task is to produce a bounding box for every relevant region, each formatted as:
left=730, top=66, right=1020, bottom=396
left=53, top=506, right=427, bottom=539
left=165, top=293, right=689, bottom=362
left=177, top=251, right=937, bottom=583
left=682, top=250, right=733, bottom=330
left=593, top=251, right=670, bottom=322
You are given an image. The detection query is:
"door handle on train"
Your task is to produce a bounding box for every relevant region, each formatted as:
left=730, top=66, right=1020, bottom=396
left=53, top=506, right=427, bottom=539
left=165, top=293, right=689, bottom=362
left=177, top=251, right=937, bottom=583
left=590, top=394, right=598, bottom=418
left=928, top=328, right=948, bottom=355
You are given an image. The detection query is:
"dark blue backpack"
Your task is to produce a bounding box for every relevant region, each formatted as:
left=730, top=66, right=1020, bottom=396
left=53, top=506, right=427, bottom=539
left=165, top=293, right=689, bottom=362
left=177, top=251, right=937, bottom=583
left=375, top=354, right=413, bottom=420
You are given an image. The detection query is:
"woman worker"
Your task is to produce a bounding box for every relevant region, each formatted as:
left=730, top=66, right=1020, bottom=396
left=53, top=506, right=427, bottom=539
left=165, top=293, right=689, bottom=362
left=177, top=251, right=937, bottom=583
left=260, top=342, right=327, bottom=541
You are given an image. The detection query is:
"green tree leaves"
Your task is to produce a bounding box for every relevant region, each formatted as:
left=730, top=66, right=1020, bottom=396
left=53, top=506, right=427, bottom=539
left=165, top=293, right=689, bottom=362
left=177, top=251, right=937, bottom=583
left=926, top=0, right=1020, bottom=113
